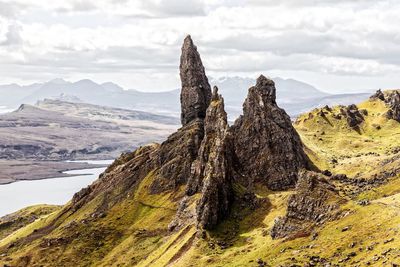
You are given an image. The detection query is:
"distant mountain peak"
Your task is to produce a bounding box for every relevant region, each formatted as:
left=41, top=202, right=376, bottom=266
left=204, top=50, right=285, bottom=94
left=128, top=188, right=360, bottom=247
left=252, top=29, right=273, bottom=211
left=101, top=82, right=124, bottom=92
left=73, top=79, right=98, bottom=85
left=48, top=78, right=69, bottom=85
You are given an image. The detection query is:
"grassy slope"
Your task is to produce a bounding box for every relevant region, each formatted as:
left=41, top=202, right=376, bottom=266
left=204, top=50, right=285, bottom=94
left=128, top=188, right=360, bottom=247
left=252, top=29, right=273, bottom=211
left=294, top=97, right=400, bottom=180
left=0, top=205, right=61, bottom=242
left=1, top=92, right=400, bottom=266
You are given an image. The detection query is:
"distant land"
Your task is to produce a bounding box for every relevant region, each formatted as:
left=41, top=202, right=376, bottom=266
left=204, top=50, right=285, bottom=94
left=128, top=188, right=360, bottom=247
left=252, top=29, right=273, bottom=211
left=0, top=77, right=374, bottom=119
left=0, top=99, right=179, bottom=184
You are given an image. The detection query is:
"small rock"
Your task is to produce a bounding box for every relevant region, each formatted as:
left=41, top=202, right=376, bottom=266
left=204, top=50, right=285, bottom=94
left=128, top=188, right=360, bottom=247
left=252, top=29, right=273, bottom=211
left=257, top=258, right=266, bottom=267
left=384, top=238, right=394, bottom=244
left=348, top=252, right=357, bottom=257
left=341, top=226, right=350, bottom=232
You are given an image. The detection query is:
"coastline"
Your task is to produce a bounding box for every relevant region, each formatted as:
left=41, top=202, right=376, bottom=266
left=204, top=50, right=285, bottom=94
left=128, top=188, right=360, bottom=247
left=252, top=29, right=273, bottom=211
left=0, top=160, right=111, bottom=185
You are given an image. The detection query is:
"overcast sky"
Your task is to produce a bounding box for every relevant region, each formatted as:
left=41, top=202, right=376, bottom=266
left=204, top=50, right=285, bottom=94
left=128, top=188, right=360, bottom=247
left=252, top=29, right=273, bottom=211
left=0, top=0, right=400, bottom=93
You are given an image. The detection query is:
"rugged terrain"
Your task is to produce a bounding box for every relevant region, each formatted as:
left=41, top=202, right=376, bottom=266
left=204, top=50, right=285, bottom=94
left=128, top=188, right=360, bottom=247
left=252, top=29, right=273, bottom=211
left=0, top=36, right=399, bottom=267
left=0, top=101, right=178, bottom=184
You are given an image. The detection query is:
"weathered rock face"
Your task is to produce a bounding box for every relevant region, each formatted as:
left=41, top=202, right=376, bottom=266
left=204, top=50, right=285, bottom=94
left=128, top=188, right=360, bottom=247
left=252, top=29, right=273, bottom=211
left=271, top=171, right=344, bottom=239
left=370, top=89, right=385, bottom=101
left=369, top=89, right=400, bottom=122
left=341, top=104, right=365, bottom=129
left=385, top=91, right=400, bottom=122
left=150, top=119, right=204, bottom=194
left=190, top=87, right=234, bottom=229
left=71, top=144, right=159, bottom=212
left=169, top=88, right=234, bottom=230
left=180, top=35, right=212, bottom=126
left=231, top=75, right=311, bottom=190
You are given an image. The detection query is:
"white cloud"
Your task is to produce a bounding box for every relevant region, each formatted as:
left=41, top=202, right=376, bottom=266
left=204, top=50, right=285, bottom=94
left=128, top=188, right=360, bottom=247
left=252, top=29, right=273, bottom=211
left=0, top=0, right=400, bottom=92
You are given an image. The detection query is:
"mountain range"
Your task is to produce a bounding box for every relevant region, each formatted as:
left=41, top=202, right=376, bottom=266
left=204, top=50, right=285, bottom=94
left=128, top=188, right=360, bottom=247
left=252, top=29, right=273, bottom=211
left=0, top=77, right=372, bottom=119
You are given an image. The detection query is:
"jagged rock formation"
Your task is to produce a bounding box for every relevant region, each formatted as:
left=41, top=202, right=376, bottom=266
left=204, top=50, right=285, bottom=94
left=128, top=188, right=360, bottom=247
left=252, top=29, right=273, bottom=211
left=369, top=89, right=400, bottom=122
left=370, top=89, right=385, bottom=101
left=385, top=90, right=400, bottom=122
left=170, top=87, right=235, bottom=230
left=189, top=87, right=234, bottom=229
left=180, top=35, right=212, bottom=126
left=231, top=75, right=311, bottom=190
left=340, top=104, right=365, bottom=129
left=150, top=119, right=204, bottom=193
left=271, top=171, right=345, bottom=239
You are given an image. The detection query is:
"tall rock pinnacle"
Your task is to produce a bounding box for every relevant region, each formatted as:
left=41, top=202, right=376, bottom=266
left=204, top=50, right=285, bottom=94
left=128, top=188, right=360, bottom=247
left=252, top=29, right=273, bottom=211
left=232, top=75, right=312, bottom=190
left=180, top=35, right=212, bottom=126
left=169, top=88, right=234, bottom=231
left=189, top=88, right=234, bottom=229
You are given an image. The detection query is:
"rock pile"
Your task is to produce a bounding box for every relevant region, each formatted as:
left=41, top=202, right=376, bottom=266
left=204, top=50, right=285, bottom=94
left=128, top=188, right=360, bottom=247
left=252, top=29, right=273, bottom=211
left=385, top=91, right=400, bottom=122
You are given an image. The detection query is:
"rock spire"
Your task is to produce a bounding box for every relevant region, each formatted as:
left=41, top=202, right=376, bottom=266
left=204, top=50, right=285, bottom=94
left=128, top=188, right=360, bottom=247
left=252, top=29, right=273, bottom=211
left=180, top=35, right=212, bottom=126
left=232, top=75, right=312, bottom=190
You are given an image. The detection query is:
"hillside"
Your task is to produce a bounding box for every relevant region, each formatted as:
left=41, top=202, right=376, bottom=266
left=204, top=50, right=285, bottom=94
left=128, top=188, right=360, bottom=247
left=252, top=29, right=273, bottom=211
left=0, top=100, right=178, bottom=184
left=0, top=101, right=178, bottom=161
left=295, top=90, right=400, bottom=196
left=0, top=37, right=400, bottom=267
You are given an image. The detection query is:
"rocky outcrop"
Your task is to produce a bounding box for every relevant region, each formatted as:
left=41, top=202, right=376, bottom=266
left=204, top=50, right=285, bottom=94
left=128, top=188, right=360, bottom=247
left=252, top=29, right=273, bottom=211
left=170, top=87, right=234, bottom=230
left=150, top=119, right=204, bottom=194
left=370, top=89, right=385, bottom=101
left=189, top=87, right=234, bottom=229
left=271, top=171, right=344, bottom=239
left=231, top=75, right=311, bottom=190
left=385, top=91, right=400, bottom=122
left=180, top=35, right=212, bottom=126
left=370, top=89, right=400, bottom=122
left=340, top=104, right=364, bottom=129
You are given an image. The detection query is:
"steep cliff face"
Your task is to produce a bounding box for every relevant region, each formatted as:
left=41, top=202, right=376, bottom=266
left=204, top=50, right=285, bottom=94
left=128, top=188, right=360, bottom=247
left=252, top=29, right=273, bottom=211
left=232, top=75, right=311, bottom=190
left=271, top=171, right=345, bottom=239
left=150, top=119, right=204, bottom=194
left=189, top=87, right=234, bottom=229
left=180, top=35, right=212, bottom=126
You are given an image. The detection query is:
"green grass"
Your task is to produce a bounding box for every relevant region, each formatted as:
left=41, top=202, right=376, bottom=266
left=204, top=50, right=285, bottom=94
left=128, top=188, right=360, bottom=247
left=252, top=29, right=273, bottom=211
left=295, top=97, right=400, bottom=180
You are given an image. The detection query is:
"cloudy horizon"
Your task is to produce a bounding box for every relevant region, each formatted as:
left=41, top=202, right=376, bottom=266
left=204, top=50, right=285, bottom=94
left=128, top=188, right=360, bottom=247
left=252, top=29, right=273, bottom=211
left=1, top=0, right=400, bottom=93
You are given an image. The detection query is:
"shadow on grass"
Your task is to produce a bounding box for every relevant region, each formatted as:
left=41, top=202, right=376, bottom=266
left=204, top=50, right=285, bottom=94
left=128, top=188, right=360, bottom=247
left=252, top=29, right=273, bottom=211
left=207, top=194, right=272, bottom=248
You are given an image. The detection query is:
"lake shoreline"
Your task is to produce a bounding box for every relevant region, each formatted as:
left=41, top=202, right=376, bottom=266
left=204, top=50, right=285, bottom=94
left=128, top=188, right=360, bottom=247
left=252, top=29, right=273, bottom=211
left=0, top=160, right=112, bottom=185
left=0, top=160, right=112, bottom=217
